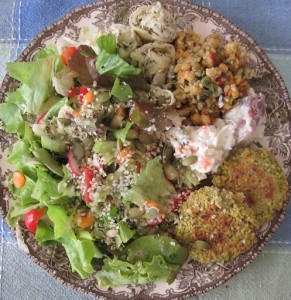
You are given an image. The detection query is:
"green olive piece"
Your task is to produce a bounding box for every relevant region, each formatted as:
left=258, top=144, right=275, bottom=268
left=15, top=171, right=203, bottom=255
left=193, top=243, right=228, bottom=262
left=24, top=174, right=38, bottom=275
left=181, top=155, right=198, bottom=166
left=194, top=240, right=210, bottom=250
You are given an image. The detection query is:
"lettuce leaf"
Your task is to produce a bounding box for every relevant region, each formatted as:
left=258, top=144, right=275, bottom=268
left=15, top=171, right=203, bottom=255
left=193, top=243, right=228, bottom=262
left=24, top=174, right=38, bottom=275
left=92, top=140, right=116, bottom=165
left=110, top=121, right=132, bottom=142
left=120, top=235, right=189, bottom=266
left=5, top=88, right=25, bottom=106
left=6, top=140, right=40, bottom=180
left=111, top=78, right=132, bottom=102
left=93, top=140, right=116, bottom=153
left=0, top=103, right=25, bottom=136
left=96, top=50, right=141, bottom=77
left=6, top=202, right=40, bottom=227
left=115, top=221, right=135, bottom=248
left=95, top=255, right=179, bottom=287
left=123, top=157, right=174, bottom=207
left=31, top=169, right=73, bottom=205
left=46, top=205, right=102, bottom=279
left=47, top=205, right=76, bottom=240
left=32, top=147, right=64, bottom=177
left=58, top=166, right=78, bottom=198
left=8, top=176, right=38, bottom=206
left=35, top=221, right=55, bottom=245
left=97, top=34, right=117, bottom=54
left=6, top=46, right=58, bottom=115
left=60, top=238, right=102, bottom=278
left=44, top=97, right=68, bottom=120
left=35, top=45, right=58, bottom=59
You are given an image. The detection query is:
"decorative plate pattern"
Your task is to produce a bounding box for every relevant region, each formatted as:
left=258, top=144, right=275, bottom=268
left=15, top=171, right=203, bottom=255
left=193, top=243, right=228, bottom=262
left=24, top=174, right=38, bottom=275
left=0, top=0, right=290, bottom=299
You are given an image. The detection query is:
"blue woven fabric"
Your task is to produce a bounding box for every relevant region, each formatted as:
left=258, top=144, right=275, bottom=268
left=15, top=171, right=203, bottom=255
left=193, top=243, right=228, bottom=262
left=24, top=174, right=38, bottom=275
left=0, top=1, right=291, bottom=299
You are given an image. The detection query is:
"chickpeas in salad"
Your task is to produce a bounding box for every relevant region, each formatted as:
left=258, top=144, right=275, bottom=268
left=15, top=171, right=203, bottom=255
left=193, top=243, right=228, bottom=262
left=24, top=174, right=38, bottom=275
left=0, top=1, right=288, bottom=288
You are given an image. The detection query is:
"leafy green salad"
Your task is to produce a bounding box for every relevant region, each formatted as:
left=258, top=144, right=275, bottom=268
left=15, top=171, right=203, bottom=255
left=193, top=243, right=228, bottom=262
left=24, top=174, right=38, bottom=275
left=0, top=25, right=194, bottom=286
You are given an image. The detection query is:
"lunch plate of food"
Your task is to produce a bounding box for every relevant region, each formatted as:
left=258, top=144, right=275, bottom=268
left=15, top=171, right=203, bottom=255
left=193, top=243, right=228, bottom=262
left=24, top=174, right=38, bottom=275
left=0, top=0, right=290, bottom=298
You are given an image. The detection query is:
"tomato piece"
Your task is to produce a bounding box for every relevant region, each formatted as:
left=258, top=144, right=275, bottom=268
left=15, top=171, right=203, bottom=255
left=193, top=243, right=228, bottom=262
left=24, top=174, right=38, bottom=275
left=79, top=86, right=89, bottom=102
left=24, top=208, right=45, bottom=233
left=83, top=168, right=94, bottom=203
left=61, top=47, right=77, bottom=65
left=68, top=86, right=80, bottom=99
left=79, top=86, right=89, bottom=95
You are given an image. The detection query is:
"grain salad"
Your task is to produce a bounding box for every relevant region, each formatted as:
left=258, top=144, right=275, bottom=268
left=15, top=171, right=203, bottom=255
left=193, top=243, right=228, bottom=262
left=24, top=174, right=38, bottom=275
left=0, top=1, right=288, bottom=288
left=174, top=31, right=255, bottom=126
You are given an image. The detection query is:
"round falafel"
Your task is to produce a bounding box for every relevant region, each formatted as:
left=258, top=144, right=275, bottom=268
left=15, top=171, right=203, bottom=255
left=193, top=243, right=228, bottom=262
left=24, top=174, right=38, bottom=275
left=175, top=186, right=257, bottom=263
left=212, top=147, right=288, bottom=227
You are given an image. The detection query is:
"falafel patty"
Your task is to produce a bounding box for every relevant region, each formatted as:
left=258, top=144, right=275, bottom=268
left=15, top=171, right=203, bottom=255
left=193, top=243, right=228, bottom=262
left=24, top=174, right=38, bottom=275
left=175, top=186, right=257, bottom=263
left=212, top=147, right=288, bottom=227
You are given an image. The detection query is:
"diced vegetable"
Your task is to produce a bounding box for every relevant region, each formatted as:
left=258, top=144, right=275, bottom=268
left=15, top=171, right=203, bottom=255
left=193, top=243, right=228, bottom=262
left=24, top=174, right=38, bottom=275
left=74, top=211, right=95, bottom=229
left=12, top=171, right=26, bottom=188
left=61, top=47, right=77, bottom=65
left=24, top=208, right=45, bottom=233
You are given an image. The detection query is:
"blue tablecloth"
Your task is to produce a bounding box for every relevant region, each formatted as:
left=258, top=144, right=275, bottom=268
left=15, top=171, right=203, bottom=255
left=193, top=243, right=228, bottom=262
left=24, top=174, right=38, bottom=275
left=0, top=1, right=291, bottom=299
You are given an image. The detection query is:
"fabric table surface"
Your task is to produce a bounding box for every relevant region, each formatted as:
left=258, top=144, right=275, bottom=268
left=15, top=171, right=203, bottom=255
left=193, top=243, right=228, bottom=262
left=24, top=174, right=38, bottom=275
left=0, top=0, right=291, bottom=299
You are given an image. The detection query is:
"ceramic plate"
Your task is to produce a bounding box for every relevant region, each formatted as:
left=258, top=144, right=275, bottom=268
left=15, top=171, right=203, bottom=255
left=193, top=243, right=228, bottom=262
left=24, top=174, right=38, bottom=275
left=0, top=0, right=290, bottom=299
